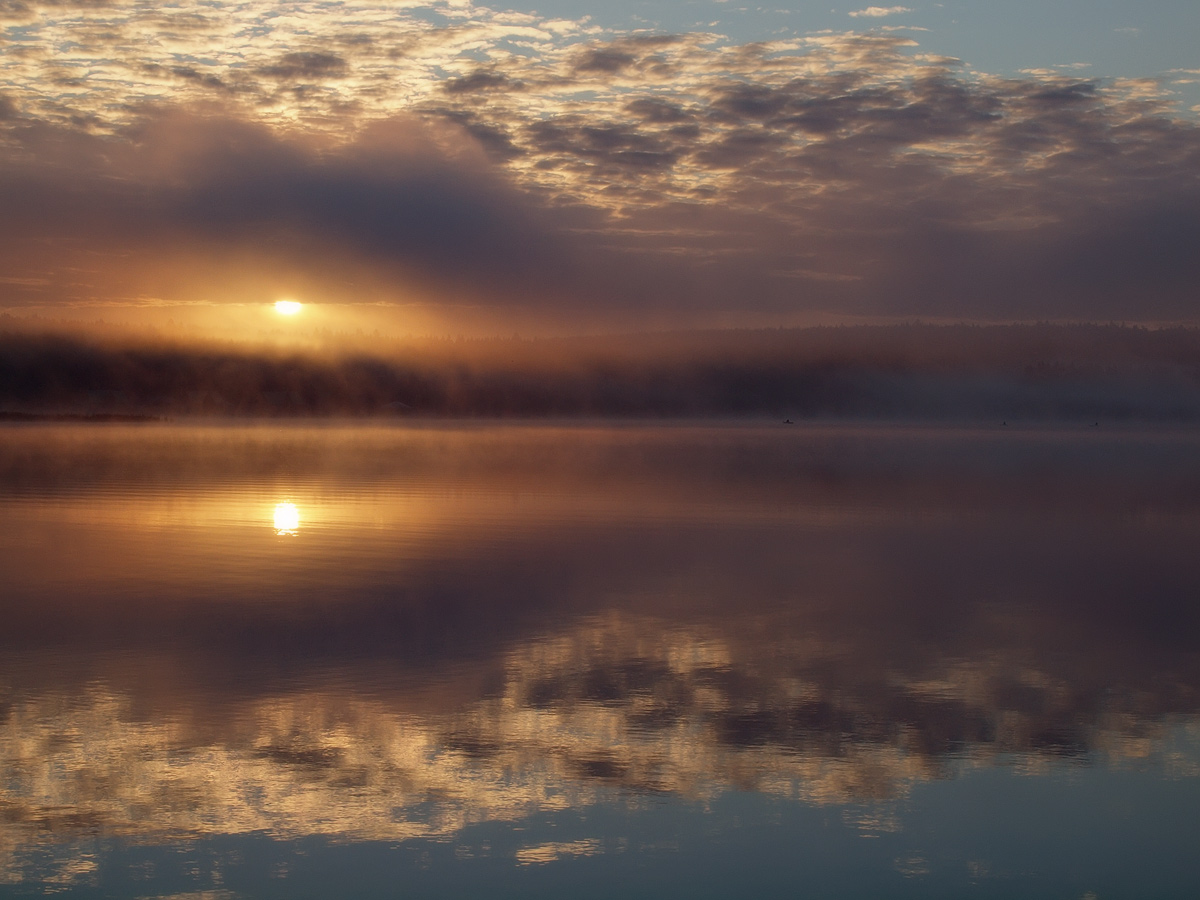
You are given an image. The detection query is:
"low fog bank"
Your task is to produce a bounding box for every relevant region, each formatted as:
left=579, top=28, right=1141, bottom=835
left=4, top=323, right=1200, bottom=422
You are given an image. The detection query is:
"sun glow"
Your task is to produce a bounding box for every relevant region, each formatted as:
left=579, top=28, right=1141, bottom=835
left=273, top=502, right=300, bottom=535
left=275, top=300, right=302, bottom=316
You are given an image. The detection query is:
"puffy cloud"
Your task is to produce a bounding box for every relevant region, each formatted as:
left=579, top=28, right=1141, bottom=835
left=258, top=51, right=349, bottom=80
left=849, top=6, right=913, bottom=18
left=443, top=69, right=523, bottom=94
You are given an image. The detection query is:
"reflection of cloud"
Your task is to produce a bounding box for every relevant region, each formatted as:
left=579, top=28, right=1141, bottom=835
left=2, top=613, right=1198, bottom=887
left=4, top=422, right=1200, bottom=889
left=894, top=854, right=930, bottom=877
left=516, top=840, right=602, bottom=866
left=273, top=501, right=300, bottom=535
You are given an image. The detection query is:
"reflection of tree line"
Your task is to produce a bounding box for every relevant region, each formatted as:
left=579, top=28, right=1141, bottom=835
left=2, top=615, right=1197, bottom=885
left=5, top=323, right=1200, bottom=419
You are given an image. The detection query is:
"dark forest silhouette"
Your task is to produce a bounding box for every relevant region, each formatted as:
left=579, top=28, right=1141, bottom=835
left=4, top=322, right=1200, bottom=421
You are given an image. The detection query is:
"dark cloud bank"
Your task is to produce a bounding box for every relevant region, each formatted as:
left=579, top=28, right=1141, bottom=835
left=6, top=323, right=1200, bottom=421
left=0, top=112, right=591, bottom=312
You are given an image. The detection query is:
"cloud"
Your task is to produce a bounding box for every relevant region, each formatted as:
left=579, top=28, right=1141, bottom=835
left=0, top=2, right=1198, bottom=327
left=443, top=69, right=523, bottom=94
left=258, top=51, right=349, bottom=80
left=849, top=6, right=912, bottom=18
left=0, top=111, right=612, bottom=315
left=575, top=47, right=636, bottom=73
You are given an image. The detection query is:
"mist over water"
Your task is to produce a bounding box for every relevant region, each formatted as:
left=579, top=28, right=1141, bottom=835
left=7, top=323, right=1200, bottom=421
left=1, top=422, right=1199, bottom=897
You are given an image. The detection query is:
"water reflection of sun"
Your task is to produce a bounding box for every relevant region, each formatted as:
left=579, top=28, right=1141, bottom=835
left=273, top=502, right=300, bottom=535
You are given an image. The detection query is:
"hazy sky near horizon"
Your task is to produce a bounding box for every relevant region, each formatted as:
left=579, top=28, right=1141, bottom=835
left=1, top=0, right=1198, bottom=332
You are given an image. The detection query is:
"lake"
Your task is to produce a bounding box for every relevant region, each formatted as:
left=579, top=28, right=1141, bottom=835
left=1, top=422, right=1199, bottom=898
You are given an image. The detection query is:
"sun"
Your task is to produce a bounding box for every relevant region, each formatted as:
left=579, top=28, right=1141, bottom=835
left=275, top=300, right=302, bottom=315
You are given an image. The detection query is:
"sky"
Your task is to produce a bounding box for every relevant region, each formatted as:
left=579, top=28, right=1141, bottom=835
left=1, top=0, right=1198, bottom=334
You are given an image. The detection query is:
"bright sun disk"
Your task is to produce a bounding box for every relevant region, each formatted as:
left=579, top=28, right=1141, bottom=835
left=275, top=300, right=302, bottom=315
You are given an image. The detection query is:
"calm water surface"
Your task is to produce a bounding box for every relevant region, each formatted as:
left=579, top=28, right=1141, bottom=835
left=1, top=422, right=1199, bottom=898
